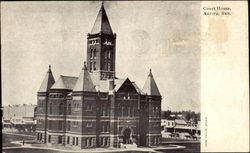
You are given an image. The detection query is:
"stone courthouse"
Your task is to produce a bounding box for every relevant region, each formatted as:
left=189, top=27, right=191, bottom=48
left=36, top=3, right=162, bottom=148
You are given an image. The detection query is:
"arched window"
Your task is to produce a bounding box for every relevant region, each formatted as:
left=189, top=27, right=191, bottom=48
left=59, top=103, right=64, bottom=115
left=68, top=104, right=71, bottom=115
left=49, top=103, right=52, bottom=114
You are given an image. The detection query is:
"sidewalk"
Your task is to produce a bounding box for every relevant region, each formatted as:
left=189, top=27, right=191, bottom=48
left=3, top=141, right=185, bottom=153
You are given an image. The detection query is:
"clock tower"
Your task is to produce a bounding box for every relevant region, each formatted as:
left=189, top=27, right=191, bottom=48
left=87, top=2, right=116, bottom=80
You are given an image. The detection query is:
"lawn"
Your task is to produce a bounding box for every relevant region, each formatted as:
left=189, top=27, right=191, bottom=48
left=2, top=133, right=36, bottom=147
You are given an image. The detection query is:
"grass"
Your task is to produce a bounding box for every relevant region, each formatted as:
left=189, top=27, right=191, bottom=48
left=2, top=133, right=36, bottom=147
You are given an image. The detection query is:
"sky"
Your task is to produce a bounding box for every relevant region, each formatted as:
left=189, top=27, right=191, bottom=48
left=1, top=1, right=201, bottom=112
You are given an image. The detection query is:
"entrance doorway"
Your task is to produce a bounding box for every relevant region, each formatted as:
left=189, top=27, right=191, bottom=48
left=123, top=128, right=132, bottom=144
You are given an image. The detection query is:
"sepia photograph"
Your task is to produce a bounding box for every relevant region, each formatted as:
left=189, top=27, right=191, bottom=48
left=2, top=1, right=247, bottom=153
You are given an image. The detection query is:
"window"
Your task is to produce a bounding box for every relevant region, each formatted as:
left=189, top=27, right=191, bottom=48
left=67, top=121, right=71, bottom=131
left=101, top=104, right=108, bottom=116
left=107, top=62, right=111, bottom=71
left=48, top=135, right=51, bottom=143
left=104, top=61, right=107, bottom=70
left=155, top=105, right=159, bottom=117
left=154, top=137, right=157, bottom=144
left=85, top=138, right=92, bottom=147
left=73, top=121, right=78, bottom=127
left=68, top=104, right=71, bottom=115
left=105, top=52, right=107, bottom=59
left=58, top=136, right=62, bottom=144
left=76, top=137, right=78, bottom=146
left=67, top=136, right=70, bottom=144
left=49, top=120, right=52, bottom=130
left=130, top=106, right=134, bottom=116
left=93, top=49, right=96, bottom=59
left=123, top=106, right=128, bottom=116
left=86, top=104, right=92, bottom=111
left=93, top=62, right=96, bottom=70
left=118, top=104, right=122, bottom=116
left=100, top=137, right=103, bottom=146
left=49, top=103, right=52, bottom=114
left=105, top=137, right=108, bottom=146
left=90, top=62, right=92, bottom=71
left=90, top=49, right=93, bottom=58
left=102, top=122, right=109, bottom=132
left=59, top=121, right=63, bottom=130
left=85, top=138, right=88, bottom=147
left=89, top=138, right=92, bottom=147
left=108, top=51, right=111, bottom=59
left=72, top=137, right=75, bottom=145
left=86, top=122, right=92, bottom=127
left=59, top=103, right=64, bottom=115
left=40, top=133, right=42, bottom=140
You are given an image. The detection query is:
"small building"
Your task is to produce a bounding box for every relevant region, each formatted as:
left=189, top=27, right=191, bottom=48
left=10, top=116, right=36, bottom=132
left=162, top=119, right=200, bottom=140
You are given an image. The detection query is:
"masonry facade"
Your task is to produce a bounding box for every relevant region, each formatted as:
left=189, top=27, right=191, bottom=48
left=36, top=3, right=162, bottom=148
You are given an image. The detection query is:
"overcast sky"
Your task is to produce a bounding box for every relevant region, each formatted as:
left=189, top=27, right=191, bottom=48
left=1, top=1, right=201, bottom=112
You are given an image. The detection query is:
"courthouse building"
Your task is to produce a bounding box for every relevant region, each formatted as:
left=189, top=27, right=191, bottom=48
left=35, top=3, right=162, bottom=148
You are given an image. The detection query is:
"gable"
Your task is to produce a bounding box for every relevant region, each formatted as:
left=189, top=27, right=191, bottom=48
left=116, top=78, right=138, bottom=93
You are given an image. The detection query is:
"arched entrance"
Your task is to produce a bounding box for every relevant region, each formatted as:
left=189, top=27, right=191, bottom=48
left=123, top=128, right=132, bottom=144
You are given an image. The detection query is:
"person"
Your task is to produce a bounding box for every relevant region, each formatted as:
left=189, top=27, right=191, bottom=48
left=22, top=139, right=25, bottom=146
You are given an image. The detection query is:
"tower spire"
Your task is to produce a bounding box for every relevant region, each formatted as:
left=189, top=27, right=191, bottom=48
left=142, top=69, right=161, bottom=96
left=48, top=65, right=51, bottom=73
left=38, top=65, right=55, bottom=92
left=90, top=1, right=113, bottom=35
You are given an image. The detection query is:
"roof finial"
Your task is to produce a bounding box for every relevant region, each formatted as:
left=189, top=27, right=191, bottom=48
left=48, top=65, right=52, bottom=73
left=82, top=61, right=87, bottom=70
left=149, top=68, right=152, bottom=76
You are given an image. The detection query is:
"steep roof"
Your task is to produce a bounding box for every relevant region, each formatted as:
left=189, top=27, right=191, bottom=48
left=38, top=65, right=55, bottom=92
left=51, top=75, right=78, bottom=90
left=91, top=3, right=113, bottom=35
left=73, top=64, right=96, bottom=92
left=142, top=69, right=161, bottom=96
left=132, top=82, right=145, bottom=95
